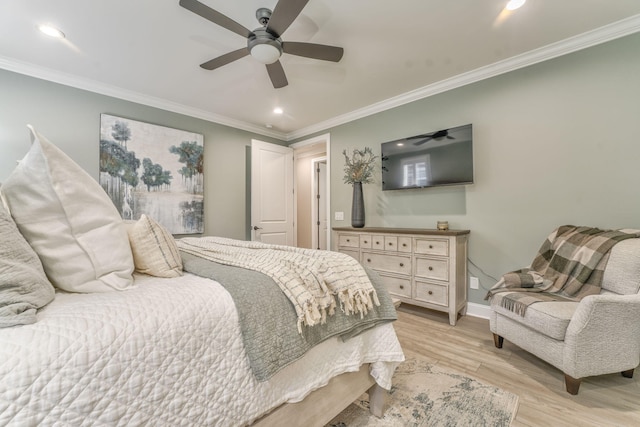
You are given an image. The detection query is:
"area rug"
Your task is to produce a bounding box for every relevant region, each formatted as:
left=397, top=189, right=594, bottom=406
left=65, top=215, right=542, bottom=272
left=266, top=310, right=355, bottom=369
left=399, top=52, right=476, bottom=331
left=326, top=358, right=519, bottom=427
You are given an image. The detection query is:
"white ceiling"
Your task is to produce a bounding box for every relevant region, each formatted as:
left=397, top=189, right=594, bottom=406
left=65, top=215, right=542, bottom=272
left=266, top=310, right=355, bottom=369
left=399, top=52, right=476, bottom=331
left=1, top=1, right=640, bottom=140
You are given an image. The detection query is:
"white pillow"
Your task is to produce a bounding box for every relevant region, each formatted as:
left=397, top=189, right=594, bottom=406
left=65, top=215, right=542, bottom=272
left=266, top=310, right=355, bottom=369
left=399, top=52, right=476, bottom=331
left=128, top=214, right=183, bottom=278
left=0, top=126, right=134, bottom=293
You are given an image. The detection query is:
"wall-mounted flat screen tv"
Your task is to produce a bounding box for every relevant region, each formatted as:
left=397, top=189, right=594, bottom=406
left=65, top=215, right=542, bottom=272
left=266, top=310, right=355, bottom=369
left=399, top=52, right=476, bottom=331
left=381, top=124, right=473, bottom=191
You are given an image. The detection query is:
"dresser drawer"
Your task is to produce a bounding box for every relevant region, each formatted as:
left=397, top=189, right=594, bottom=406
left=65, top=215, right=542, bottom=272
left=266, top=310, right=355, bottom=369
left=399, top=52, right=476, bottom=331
left=414, top=281, right=448, bottom=307
left=378, top=274, right=411, bottom=298
left=384, top=236, right=398, bottom=251
left=338, top=234, right=360, bottom=248
left=359, top=234, right=372, bottom=249
left=362, top=251, right=411, bottom=275
left=371, top=235, right=385, bottom=250
left=398, top=236, right=412, bottom=253
left=414, top=238, right=449, bottom=256
left=415, top=257, right=449, bottom=281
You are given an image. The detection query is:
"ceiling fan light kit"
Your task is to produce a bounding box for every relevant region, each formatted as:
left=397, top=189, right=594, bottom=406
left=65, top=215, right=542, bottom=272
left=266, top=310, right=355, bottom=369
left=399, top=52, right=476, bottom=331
left=248, top=28, right=283, bottom=64
left=180, top=0, right=344, bottom=88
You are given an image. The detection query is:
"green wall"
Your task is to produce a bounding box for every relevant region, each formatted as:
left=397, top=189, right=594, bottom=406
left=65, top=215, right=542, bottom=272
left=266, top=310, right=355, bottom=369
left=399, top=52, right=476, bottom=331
left=0, top=68, right=284, bottom=240
left=2, top=32, right=639, bottom=306
left=309, top=33, right=640, bottom=305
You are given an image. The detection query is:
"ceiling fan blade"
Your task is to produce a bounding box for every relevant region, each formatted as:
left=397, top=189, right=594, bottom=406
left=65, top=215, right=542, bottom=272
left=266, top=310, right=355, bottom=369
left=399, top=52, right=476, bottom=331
left=179, top=0, right=253, bottom=39
left=266, top=61, right=288, bottom=88
left=200, top=48, right=249, bottom=70
left=282, top=42, right=344, bottom=62
left=413, top=137, right=433, bottom=146
left=267, top=0, right=310, bottom=37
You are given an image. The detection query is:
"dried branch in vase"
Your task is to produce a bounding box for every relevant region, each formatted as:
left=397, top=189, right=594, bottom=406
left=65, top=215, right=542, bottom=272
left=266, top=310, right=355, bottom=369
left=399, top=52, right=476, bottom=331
left=342, top=147, right=378, bottom=184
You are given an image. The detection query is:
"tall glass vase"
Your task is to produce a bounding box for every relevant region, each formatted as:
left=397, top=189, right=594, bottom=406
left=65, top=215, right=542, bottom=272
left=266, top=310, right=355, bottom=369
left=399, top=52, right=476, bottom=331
left=351, top=182, right=365, bottom=228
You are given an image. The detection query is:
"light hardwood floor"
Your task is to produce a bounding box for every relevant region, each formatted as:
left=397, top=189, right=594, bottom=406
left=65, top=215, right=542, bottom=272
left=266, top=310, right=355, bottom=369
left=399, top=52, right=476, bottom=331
left=394, top=304, right=640, bottom=427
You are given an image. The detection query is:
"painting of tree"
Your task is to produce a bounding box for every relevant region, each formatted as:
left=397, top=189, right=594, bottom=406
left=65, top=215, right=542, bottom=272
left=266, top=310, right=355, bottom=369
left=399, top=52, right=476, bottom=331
left=99, top=114, right=204, bottom=234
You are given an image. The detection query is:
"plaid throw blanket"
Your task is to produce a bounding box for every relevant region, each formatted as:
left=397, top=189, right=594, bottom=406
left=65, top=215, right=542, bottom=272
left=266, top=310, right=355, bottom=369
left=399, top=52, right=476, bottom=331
left=486, top=225, right=640, bottom=316
left=177, top=236, right=379, bottom=332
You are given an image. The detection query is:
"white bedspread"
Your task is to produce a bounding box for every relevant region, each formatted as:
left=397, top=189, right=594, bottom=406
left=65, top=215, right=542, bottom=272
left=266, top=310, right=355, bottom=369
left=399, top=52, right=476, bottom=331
left=0, top=273, right=404, bottom=426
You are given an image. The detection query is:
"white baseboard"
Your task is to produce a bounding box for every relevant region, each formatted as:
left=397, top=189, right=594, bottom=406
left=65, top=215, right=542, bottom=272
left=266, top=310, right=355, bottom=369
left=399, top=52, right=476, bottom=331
left=465, top=302, right=491, bottom=320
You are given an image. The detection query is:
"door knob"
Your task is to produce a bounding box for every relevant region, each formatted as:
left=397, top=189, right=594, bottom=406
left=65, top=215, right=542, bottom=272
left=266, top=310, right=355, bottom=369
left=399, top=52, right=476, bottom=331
left=252, top=226, right=262, bottom=231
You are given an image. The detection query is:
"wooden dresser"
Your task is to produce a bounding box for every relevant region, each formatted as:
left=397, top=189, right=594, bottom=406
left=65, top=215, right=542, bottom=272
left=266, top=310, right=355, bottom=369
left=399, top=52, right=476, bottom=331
left=332, top=227, right=469, bottom=325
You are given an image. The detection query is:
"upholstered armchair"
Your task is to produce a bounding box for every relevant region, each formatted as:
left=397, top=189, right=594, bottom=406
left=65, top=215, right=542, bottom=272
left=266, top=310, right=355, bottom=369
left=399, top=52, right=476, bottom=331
left=489, top=237, right=640, bottom=394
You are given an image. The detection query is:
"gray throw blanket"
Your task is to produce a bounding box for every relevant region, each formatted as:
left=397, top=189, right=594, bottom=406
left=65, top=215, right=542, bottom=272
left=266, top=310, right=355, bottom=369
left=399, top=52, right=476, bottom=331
left=486, top=225, right=640, bottom=316
left=181, top=252, right=397, bottom=381
left=178, top=236, right=379, bottom=332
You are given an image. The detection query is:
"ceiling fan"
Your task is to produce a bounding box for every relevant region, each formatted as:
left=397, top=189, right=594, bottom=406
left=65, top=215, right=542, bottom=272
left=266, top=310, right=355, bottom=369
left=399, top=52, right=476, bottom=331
left=179, top=0, right=344, bottom=88
left=411, top=129, right=455, bottom=146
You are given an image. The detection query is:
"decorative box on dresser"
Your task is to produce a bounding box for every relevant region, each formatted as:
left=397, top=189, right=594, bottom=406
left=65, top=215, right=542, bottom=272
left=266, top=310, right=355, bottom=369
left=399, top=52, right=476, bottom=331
left=332, top=227, right=470, bottom=326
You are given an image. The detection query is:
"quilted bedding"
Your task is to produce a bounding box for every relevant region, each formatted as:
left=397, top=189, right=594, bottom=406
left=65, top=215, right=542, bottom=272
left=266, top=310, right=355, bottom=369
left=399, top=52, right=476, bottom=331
left=0, top=272, right=404, bottom=426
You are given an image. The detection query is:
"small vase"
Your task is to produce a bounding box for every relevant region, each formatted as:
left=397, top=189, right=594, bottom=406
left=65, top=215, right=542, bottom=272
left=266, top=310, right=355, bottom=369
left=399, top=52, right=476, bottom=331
left=351, top=182, right=365, bottom=228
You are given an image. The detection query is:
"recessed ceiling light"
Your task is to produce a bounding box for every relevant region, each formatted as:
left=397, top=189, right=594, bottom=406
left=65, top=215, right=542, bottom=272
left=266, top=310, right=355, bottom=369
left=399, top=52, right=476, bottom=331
left=506, top=0, right=526, bottom=11
left=38, top=24, right=65, bottom=39
left=273, top=107, right=283, bottom=115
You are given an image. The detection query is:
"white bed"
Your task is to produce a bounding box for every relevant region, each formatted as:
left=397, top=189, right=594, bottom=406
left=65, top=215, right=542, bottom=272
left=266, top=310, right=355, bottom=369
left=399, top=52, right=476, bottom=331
left=0, top=127, right=404, bottom=426
left=0, top=273, right=403, bottom=426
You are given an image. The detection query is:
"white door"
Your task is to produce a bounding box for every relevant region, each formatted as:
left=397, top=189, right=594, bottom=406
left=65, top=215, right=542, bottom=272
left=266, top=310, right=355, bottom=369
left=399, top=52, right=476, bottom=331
left=251, top=140, right=294, bottom=245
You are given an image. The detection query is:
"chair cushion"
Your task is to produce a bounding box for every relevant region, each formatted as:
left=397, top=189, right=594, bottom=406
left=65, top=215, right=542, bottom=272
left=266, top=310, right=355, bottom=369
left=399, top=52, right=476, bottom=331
left=601, top=235, right=640, bottom=295
left=490, top=292, right=579, bottom=340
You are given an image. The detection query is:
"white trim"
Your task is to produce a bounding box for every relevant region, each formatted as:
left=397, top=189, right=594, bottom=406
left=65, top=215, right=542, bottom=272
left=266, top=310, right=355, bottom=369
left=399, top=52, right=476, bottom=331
left=0, top=55, right=287, bottom=140
left=289, top=133, right=332, bottom=149
left=1, top=15, right=638, bottom=141
left=292, top=133, right=331, bottom=249
left=310, top=156, right=328, bottom=250
left=287, top=14, right=640, bottom=140
left=465, top=302, right=491, bottom=320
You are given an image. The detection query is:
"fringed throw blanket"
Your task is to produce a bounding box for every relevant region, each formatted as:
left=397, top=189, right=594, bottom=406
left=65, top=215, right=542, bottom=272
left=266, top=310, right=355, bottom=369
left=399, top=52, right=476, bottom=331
left=486, top=225, right=640, bottom=316
left=177, top=236, right=379, bottom=332
left=180, top=252, right=397, bottom=381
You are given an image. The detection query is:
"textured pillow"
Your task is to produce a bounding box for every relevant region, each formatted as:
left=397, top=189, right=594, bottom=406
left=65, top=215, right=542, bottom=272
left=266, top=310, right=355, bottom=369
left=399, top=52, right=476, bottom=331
left=0, top=126, right=134, bottom=293
left=128, top=215, right=183, bottom=278
left=0, top=201, right=55, bottom=327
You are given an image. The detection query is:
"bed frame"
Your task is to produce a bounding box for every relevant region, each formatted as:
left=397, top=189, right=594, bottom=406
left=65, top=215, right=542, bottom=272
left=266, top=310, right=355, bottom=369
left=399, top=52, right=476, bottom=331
left=253, top=364, right=386, bottom=426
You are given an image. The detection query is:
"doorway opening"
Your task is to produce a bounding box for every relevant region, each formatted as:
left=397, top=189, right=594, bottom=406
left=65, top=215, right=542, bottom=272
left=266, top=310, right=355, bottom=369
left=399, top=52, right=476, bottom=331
left=291, top=134, right=330, bottom=250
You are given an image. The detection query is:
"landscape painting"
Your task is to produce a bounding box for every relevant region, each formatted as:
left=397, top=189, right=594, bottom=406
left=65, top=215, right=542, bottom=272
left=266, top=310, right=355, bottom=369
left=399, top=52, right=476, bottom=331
left=99, top=114, right=204, bottom=234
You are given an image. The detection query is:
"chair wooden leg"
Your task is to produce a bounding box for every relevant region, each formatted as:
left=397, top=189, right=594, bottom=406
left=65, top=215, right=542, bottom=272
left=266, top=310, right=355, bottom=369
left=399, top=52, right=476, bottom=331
left=564, top=374, right=581, bottom=395
left=621, top=369, right=634, bottom=379
left=492, top=333, right=504, bottom=348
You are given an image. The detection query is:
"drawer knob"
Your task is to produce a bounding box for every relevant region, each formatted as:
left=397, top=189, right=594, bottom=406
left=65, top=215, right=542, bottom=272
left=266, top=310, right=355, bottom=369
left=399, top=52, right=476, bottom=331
left=364, top=240, right=368, bottom=244
left=429, top=245, right=433, bottom=249
left=388, top=242, right=393, bottom=246
left=402, top=243, right=407, bottom=247
left=399, top=285, right=404, bottom=290
left=399, top=263, right=404, bottom=267
left=376, top=241, right=380, bottom=245
left=346, top=239, right=350, bottom=242
left=367, top=258, right=371, bottom=263
left=428, top=266, right=433, bottom=271
left=428, top=290, right=433, bottom=295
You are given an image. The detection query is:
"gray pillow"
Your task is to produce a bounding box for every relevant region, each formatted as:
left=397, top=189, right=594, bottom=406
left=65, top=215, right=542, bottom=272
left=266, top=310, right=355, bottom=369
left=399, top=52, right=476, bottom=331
left=0, top=199, right=55, bottom=327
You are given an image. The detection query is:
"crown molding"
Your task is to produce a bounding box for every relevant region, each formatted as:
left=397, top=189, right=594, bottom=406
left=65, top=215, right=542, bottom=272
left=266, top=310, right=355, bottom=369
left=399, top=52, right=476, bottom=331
left=0, top=55, right=287, bottom=140
left=2, top=14, right=639, bottom=143
left=285, top=14, right=640, bottom=141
